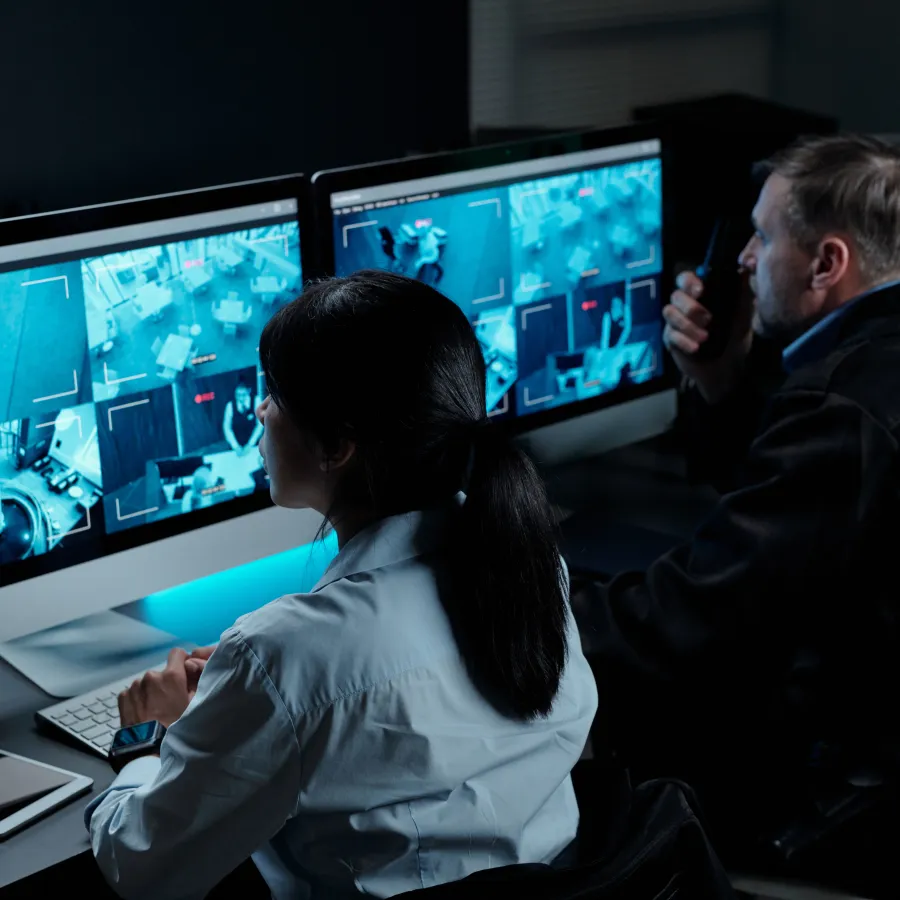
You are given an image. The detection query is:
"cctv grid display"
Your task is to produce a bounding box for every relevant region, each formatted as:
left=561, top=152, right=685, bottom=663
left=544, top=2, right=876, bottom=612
left=0, top=206, right=301, bottom=579
left=330, top=141, right=665, bottom=421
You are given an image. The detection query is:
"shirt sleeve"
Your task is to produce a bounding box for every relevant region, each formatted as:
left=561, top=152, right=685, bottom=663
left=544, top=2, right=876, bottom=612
left=84, top=627, right=302, bottom=900
left=585, top=388, right=896, bottom=755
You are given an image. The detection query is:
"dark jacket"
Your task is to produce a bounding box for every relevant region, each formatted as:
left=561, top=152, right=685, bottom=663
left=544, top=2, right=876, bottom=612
left=586, top=283, right=900, bottom=827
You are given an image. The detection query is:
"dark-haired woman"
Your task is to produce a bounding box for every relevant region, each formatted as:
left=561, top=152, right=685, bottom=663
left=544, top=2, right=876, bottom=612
left=86, top=271, right=598, bottom=900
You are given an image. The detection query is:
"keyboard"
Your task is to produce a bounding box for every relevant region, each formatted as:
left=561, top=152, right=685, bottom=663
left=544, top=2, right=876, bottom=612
left=35, top=663, right=164, bottom=757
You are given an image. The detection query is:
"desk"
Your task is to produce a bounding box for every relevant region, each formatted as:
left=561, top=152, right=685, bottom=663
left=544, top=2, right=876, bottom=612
left=521, top=218, right=543, bottom=252
left=216, top=247, right=244, bottom=273
left=205, top=449, right=260, bottom=494
left=213, top=298, right=250, bottom=326
left=250, top=275, right=284, bottom=306
left=182, top=267, right=213, bottom=294
left=0, top=437, right=717, bottom=894
left=0, top=667, right=114, bottom=890
left=567, top=245, right=593, bottom=281
left=155, top=333, right=193, bottom=373
left=132, top=284, right=173, bottom=321
left=557, top=201, right=583, bottom=229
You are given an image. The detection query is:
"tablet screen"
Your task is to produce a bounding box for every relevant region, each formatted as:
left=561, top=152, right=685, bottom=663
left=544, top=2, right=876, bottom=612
left=0, top=753, right=75, bottom=819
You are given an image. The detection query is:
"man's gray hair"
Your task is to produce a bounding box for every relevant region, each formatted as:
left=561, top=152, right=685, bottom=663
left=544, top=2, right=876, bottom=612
left=754, top=134, right=900, bottom=282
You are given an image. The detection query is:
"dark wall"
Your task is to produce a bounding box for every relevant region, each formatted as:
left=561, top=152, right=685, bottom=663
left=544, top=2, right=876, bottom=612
left=0, top=2, right=469, bottom=216
left=774, top=0, right=900, bottom=133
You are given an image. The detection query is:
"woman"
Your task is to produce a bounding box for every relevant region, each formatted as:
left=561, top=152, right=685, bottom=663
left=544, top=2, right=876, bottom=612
left=223, top=377, right=263, bottom=456
left=86, top=271, right=598, bottom=899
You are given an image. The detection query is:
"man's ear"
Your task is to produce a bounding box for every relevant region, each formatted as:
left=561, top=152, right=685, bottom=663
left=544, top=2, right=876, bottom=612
left=810, top=235, right=851, bottom=290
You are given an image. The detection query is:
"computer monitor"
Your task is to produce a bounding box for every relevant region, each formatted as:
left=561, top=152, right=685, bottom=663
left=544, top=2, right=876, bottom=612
left=0, top=176, right=325, bottom=646
left=311, top=125, right=677, bottom=465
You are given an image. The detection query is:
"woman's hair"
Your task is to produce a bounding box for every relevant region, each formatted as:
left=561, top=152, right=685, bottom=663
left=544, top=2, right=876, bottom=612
left=259, top=270, right=568, bottom=720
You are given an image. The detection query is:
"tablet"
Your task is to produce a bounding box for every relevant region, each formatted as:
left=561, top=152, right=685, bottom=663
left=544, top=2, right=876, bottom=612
left=0, top=749, right=93, bottom=840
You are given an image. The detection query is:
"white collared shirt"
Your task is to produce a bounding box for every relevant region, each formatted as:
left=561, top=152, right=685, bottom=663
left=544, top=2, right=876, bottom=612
left=85, top=508, right=598, bottom=899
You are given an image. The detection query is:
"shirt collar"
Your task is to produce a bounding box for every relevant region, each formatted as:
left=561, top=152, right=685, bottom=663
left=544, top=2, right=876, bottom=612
left=782, top=278, right=900, bottom=373
left=312, top=501, right=459, bottom=591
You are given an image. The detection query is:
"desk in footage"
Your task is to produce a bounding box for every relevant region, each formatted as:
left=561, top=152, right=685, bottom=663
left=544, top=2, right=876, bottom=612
left=0, top=437, right=718, bottom=897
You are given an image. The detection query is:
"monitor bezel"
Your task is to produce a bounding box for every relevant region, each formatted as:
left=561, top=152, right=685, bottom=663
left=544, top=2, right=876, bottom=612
left=0, top=174, right=312, bottom=590
left=309, top=123, right=677, bottom=436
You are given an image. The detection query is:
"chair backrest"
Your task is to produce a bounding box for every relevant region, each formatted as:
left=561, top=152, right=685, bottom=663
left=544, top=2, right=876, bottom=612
left=151, top=337, right=163, bottom=357
left=392, top=773, right=737, bottom=899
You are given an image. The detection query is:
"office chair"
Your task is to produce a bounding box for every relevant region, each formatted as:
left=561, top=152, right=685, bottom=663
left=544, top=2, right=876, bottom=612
left=393, top=759, right=736, bottom=899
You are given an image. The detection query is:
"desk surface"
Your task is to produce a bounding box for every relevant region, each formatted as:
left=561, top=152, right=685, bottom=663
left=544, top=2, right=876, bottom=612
left=0, top=436, right=718, bottom=891
left=0, top=668, right=115, bottom=888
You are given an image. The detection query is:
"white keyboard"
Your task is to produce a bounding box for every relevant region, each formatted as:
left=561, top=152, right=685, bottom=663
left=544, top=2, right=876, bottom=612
left=35, top=663, right=164, bottom=757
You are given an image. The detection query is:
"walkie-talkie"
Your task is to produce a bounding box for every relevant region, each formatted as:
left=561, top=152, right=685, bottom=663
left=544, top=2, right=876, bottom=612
left=692, top=217, right=749, bottom=360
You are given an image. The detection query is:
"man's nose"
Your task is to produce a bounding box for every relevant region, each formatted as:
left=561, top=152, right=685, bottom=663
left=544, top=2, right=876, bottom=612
left=738, top=239, right=756, bottom=272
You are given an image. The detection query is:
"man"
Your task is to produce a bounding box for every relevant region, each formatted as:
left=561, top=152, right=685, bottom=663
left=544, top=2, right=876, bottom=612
left=586, top=135, right=900, bottom=875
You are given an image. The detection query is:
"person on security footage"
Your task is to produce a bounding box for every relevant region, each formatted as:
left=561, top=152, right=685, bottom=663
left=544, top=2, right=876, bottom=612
left=585, top=134, right=900, bottom=871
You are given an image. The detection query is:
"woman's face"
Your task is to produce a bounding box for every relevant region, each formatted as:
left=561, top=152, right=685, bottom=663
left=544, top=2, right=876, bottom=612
left=256, top=396, right=328, bottom=511
left=235, top=385, right=252, bottom=411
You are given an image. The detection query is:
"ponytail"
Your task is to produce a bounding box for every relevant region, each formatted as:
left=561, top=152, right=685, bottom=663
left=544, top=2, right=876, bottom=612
left=450, top=425, right=569, bottom=720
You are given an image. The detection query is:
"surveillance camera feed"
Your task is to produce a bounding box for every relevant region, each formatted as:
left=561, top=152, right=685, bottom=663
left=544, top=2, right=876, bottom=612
left=0, top=197, right=301, bottom=575
left=330, top=139, right=664, bottom=420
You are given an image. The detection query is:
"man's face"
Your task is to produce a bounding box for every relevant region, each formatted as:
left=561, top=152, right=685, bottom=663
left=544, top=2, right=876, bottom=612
left=738, top=174, right=818, bottom=341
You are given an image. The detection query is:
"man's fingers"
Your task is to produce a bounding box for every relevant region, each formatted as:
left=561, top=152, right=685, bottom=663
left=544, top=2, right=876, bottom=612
left=663, top=323, right=700, bottom=356
left=662, top=305, right=708, bottom=345
left=669, top=290, right=712, bottom=325
left=675, top=270, right=704, bottom=297
left=190, top=645, right=217, bottom=661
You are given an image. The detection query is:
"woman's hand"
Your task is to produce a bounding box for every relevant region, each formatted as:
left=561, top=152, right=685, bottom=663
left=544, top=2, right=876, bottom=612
left=184, top=644, right=217, bottom=690
left=119, top=648, right=198, bottom=729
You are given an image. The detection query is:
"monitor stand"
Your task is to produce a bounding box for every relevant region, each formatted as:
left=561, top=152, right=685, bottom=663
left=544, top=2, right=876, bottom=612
left=0, top=610, right=196, bottom=699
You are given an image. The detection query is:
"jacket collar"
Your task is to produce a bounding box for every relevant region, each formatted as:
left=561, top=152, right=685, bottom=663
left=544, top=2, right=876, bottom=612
left=782, top=278, right=900, bottom=373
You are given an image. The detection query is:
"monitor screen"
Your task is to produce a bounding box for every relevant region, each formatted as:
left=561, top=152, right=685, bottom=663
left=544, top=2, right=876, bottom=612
left=0, top=187, right=302, bottom=583
left=326, top=137, right=665, bottom=422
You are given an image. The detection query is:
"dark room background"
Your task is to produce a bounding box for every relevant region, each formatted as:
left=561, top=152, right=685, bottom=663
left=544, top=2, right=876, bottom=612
left=3, top=0, right=900, bottom=217
left=0, top=1, right=469, bottom=216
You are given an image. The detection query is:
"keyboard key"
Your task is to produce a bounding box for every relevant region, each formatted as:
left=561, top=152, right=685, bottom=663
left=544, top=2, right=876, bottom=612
left=94, top=736, right=113, bottom=751
left=59, top=714, right=77, bottom=727
left=83, top=724, right=110, bottom=741
left=93, top=712, right=111, bottom=725
left=73, top=709, right=92, bottom=720
left=103, top=696, right=119, bottom=708
left=71, top=720, right=95, bottom=734
left=51, top=709, right=70, bottom=719
left=87, top=703, right=105, bottom=715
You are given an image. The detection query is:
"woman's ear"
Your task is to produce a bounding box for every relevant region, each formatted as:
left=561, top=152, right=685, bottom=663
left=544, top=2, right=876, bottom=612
left=320, top=439, right=356, bottom=473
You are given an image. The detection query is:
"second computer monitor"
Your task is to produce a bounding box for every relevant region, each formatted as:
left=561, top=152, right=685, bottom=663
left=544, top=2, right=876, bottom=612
left=313, top=128, right=669, bottom=429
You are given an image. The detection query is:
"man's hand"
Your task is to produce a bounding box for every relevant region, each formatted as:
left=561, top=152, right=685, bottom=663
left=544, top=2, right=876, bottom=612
left=662, top=270, right=754, bottom=405
left=119, top=648, right=196, bottom=729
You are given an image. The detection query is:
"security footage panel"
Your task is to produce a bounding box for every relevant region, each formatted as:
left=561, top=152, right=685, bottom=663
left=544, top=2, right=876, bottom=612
left=330, top=148, right=664, bottom=422
left=0, top=217, right=300, bottom=569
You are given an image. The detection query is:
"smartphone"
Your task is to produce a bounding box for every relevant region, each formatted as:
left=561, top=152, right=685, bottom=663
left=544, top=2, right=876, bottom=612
left=0, top=749, right=93, bottom=840
left=692, top=217, right=749, bottom=360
